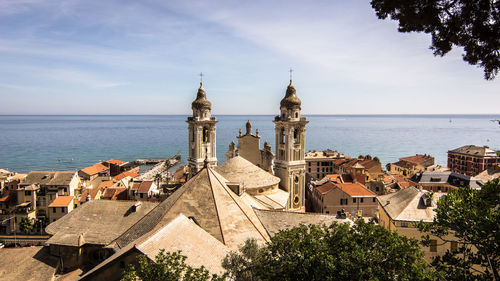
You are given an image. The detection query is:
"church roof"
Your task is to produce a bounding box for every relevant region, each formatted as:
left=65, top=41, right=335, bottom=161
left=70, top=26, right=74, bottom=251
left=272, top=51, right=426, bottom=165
left=214, top=156, right=280, bottom=190
left=280, top=81, right=301, bottom=109
left=191, top=82, right=211, bottom=110
left=80, top=214, right=230, bottom=280
left=113, top=167, right=270, bottom=250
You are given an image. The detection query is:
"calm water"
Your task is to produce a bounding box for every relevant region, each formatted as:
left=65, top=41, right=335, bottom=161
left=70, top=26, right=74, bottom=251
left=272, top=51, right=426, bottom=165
left=0, top=115, right=499, bottom=173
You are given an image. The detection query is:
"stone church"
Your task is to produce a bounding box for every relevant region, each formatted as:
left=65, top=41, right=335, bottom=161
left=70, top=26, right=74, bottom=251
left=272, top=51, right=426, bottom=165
left=186, top=79, right=308, bottom=211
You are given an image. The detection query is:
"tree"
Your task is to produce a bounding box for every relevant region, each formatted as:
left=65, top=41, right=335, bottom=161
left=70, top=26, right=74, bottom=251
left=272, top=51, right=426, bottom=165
left=374, top=156, right=381, bottom=163
left=122, top=250, right=226, bottom=281
left=154, top=173, right=162, bottom=189
left=19, top=217, right=34, bottom=234
left=223, top=220, right=434, bottom=281
left=418, top=179, right=500, bottom=280
left=371, top=0, right=500, bottom=80
left=365, top=155, right=373, bottom=160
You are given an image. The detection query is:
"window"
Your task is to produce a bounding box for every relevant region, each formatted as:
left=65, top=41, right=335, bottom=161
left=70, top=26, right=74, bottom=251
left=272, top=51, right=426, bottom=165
left=281, top=128, right=286, bottom=144
left=325, top=210, right=329, bottom=214
left=61, top=207, right=65, bottom=213
left=401, top=222, right=409, bottom=227
left=202, top=127, right=209, bottom=143
left=295, top=112, right=298, bottom=118
left=450, top=241, right=458, bottom=252
left=353, top=198, right=356, bottom=203
left=52, top=207, right=56, bottom=213
left=430, top=240, right=437, bottom=252
left=372, top=198, right=376, bottom=202
left=360, top=198, right=364, bottom=203
left=293, top=129, right=298, bottom=143
left=25, top=191, right=31, bottom=196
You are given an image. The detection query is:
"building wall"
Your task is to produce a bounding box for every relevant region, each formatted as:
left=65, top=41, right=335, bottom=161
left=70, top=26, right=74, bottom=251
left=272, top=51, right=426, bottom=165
left=48, top=203, right=74, bottom=223
left=238, top=135, right=261, bottom=166
left=81, top=249, right=142, bottom=281
left=313, top=188, right=377, bottom=217
left=448, top=152, right=499, bottom=176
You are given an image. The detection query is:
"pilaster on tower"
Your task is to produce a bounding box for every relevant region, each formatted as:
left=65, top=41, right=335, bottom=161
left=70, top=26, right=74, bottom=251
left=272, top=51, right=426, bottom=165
left=273, top=79, right=308, bottom=211
left=187, top=82, right=217, bottom=177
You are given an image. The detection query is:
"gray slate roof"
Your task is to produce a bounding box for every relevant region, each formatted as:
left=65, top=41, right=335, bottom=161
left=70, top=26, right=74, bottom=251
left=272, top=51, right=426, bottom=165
left=0, top=247, right=58, bottom=281
left=253, top=209, right=353, bottom=237
left=45, top=200, right=158, bottom=246
left=416, top=171, right=481, bottom=189
left=23, top=171, right=77, bottom=186
left=377, top=187, right=420, bottom=220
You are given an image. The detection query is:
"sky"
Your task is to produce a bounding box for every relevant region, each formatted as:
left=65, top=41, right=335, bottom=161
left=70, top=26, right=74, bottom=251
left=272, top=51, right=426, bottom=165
left=0, top=0, right=498, bottom=115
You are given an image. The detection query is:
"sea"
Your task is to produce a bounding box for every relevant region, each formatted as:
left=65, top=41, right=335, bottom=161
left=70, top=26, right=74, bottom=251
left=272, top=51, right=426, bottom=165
left=0, top=115, right=499, bottom=173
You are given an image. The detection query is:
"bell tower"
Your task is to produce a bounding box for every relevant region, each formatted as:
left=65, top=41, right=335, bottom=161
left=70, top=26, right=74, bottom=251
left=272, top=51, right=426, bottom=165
left=273, top=78, right=308, bottom=211
left=187, top=82, right=217, bottom=177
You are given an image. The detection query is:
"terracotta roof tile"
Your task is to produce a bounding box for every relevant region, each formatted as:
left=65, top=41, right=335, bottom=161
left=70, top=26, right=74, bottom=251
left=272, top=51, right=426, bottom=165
left=80, top=189, right=100, bottom=202
left=98, top=180, right=114, bottom=190
left=106, top=159, right=128, bottom=166
left=336, top=183, right=376, bottom=197
left=81, top=163, right=108, bottom=176
left=49, top=196, right=74, bottom=207
left=114, top=171, right=139, bottom=181
left=315, top=182, right=335, bottom=195
left=137, top=181, right=153, bottom=193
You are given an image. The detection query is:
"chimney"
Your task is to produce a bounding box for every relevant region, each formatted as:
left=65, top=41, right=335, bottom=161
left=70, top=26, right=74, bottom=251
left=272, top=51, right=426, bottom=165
left=131, top=202, right=142, bottom=212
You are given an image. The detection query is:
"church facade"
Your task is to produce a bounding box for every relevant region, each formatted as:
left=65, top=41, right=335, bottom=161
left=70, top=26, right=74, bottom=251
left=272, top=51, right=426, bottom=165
left=188, top=79, right=308, bottom=211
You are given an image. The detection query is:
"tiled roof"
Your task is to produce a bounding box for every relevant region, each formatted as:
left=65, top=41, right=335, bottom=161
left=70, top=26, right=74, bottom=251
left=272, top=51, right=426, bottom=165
left=81, top=163, right=108, bottom=176
left=113, top=167, right=270, bottom=251
left=113, top=171, right=139, bottom=181
left=325, top=174, right=343, bottom=183
left=80, top=188, right=101, bottom=202
left=337, top=183, right=376, bottom=197
left=132, top=181, right=154, bottom=193
left=400, top=154, right=434, bottom=166
left=45, top=200, right=158, bottom=246
left=449, top=145, right=498, bottom=157
left=105, top=159, right=128, bottom=166
left=392, top=160, right=417, bottom=169
left=23, top=171, right=77, bottom=186
left=315, top=181, right=335, bottom=195
left=49, top=196, right=74, bottom=207
left=97, top=180, right=114, bottom=190
left=0, top=194, right=10, bottom=203
left=101, top=188, right=128, bottom=200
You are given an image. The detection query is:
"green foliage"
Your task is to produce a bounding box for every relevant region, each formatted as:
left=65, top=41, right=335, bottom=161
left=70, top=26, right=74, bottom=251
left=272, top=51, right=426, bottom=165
left=373, top=156, right=380, bottom=163
left=223, top=220, right=433, bottom=281
left=121, top=250, right=226, bottom=281
left=417, top=179, right=500, bottom=280
left=365, top=155, right=373, bottom=160
left=19, top=217, right=34, bottom=233
left=370, top=0, right=500, bottom=80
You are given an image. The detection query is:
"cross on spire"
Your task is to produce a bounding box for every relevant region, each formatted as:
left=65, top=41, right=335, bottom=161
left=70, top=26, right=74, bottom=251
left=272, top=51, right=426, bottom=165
left=199, top=72, right=204, bottom=84
left=289, top=68, right=293, bottom=83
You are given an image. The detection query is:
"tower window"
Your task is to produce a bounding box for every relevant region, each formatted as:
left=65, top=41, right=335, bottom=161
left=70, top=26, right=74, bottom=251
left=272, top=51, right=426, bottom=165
left=203, top=127, right=209, bottom=143
left=295, top=112, right=298, bottom=118
left=281, top=128, right=285, bottom=144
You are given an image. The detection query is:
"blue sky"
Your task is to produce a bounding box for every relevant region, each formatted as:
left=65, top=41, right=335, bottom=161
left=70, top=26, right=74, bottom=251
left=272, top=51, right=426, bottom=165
left=0, top=0, right=498, bottom=115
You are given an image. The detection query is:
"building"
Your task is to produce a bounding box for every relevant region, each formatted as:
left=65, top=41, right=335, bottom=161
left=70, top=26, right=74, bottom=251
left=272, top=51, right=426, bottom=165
left=187, top=82, right=217, bottom=176
left=412, top=171, right=481, bottom=192
left=48, top=196, right=75, bottom=223
left=273, top=80, right=308, bottom=211
left=305, top=150, right=345, bottom=180
left=448, top=145, right=499, bottom=176
left=225, top=120, right=274, bottom=173
left=311, top=181, right=377, bottom=217
left=389, top=154, right=435, bottom=177
left=130, top=181, right=159, bottom=201
left=377, top=187, right=454, bottom=261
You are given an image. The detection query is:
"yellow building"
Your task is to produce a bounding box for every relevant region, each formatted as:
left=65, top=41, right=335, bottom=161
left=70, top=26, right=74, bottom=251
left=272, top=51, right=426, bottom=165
left=48, top=196, right=75, bottom=223
left=377, top=187, right=456, bottom=261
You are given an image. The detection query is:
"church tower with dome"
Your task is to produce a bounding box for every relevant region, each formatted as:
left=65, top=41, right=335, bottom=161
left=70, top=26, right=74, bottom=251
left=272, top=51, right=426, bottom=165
left=273, top=79, right=308, bottom=211
left=187, top=82, right=217, bottom=177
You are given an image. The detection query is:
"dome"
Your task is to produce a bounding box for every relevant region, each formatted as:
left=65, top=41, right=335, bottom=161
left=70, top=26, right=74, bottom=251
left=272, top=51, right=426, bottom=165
left=214, top=156, right=280, bottom=191
left=280, top=81, right=301, bottom=109
left=192, top=82, right=212, bottom=110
